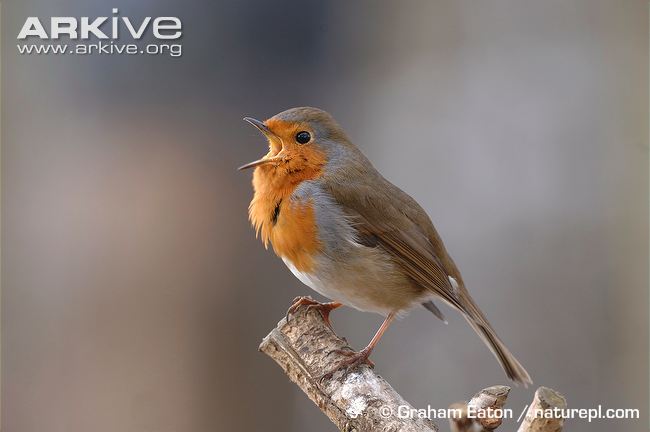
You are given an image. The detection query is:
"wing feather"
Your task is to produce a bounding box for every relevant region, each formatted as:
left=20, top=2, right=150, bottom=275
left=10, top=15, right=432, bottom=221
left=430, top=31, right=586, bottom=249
left=323, top=167, right=465, bottom=311
left=320, top=151, right=532, bottom=385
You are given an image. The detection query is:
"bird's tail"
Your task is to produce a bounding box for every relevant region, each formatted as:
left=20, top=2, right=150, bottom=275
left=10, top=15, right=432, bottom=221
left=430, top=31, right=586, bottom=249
left=456, top=287, right=532, bottom=387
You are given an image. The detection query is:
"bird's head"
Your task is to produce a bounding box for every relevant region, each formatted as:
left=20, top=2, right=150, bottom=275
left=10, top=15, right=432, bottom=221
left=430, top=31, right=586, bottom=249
left=239, top=107, right=349, bottom=188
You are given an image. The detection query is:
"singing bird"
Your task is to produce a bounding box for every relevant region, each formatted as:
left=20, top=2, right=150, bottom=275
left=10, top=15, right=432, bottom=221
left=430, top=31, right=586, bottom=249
left=239, top=107, right=532, bottom=385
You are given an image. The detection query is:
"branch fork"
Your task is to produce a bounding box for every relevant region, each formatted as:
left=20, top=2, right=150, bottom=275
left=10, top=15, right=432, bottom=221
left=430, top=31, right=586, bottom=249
left=259, top=301, right=566, bottom=432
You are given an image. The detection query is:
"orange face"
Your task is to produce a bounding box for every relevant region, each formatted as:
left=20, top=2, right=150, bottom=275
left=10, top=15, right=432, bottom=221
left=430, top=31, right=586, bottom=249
left=241, top=118, right=327, bottom=175
left=241, top=117, right=328, bottom=198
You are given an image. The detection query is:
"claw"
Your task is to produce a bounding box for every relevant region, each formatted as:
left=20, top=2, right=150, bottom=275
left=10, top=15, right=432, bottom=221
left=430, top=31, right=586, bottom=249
left=285, top=296, right=342, bottom=331
left=318, top=312, right=396, bottom=383
left=318, top=347, right=375, bottom=382
left=285, top=296, right=314, bottom=323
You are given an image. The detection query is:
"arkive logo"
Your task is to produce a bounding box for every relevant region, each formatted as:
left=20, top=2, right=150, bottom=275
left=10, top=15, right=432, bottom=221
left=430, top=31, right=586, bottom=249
left=18, top=8, right=181, bottom=40
left=16, top=8, right=183, bottom=57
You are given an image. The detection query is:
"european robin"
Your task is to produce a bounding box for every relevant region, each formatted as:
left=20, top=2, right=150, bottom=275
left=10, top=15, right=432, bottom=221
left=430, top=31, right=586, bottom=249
left=239, top=107, right=532, bottom=385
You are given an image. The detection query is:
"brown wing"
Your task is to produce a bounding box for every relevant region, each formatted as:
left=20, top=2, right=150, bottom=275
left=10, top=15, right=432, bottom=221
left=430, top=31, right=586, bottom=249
left=323, top=165, right=533, bottom=386
left=324, top=169, right=465, bottom=311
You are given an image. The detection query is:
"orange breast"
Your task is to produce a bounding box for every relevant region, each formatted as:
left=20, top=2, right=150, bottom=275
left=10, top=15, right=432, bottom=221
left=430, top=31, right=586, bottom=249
left=248, top=174, right=322, bottom=273
left=247, top=136, right=327, bottom=273
left=269, top=200, right=320, bottom=272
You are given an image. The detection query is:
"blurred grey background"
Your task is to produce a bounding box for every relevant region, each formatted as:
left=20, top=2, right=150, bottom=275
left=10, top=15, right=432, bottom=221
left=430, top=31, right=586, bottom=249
left=2, top=1, right=648, bottom=431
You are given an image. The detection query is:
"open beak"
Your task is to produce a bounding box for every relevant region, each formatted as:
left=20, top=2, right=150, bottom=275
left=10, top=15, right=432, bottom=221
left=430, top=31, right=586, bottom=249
left=237, top=155, right=282, bottom=170
left=243, top=117, right=274, bottom=137
left=239, top=117, right=282, bottom=171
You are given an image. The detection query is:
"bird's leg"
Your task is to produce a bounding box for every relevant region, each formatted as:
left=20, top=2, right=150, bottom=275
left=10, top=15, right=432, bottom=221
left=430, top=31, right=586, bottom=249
left=320, top=312, right=396, bottom=381
left=285, top=296, right=343, bottom=330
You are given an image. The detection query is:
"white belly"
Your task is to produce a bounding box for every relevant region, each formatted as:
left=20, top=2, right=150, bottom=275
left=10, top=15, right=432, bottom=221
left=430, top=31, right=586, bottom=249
left=282, top=257, right=342, bottom=302
left=281, top=255, right=409, bottom=315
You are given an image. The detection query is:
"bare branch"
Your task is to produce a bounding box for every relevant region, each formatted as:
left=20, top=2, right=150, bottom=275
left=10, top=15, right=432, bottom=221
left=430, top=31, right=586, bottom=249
left=259, top=302, right=566, bottom=432
left=259, top=304, right=438, bottom=432
left=517, top=387, right=567, bottom=432
left=449, top=385, right=510, bottom=432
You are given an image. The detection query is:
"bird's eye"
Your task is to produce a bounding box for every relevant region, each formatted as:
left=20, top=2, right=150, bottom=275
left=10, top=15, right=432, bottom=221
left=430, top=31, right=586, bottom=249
left=295, top=131, right=311, bottom=144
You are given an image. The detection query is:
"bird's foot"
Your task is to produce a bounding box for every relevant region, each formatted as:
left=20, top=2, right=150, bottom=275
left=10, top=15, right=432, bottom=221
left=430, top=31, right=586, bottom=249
left=319, top=347, right=375, bottom=382
left=285, top=296, right=342, bottom=330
